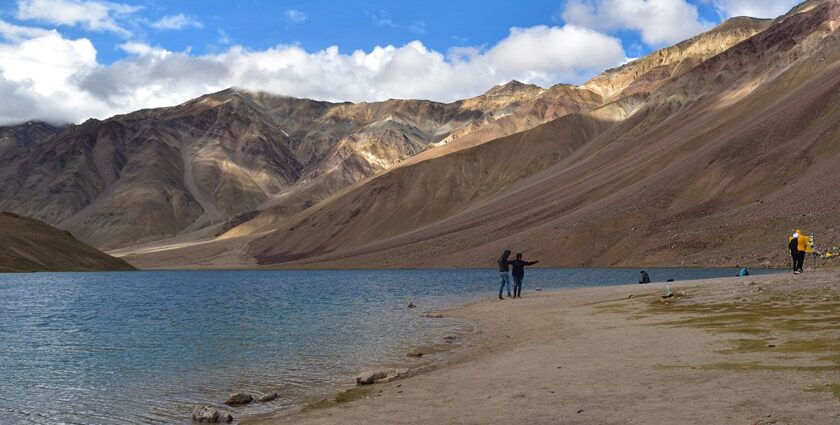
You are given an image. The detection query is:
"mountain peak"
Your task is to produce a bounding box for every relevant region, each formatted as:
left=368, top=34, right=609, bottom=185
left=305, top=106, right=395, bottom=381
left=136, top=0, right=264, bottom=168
left=483, top=80, right=543, bottom=97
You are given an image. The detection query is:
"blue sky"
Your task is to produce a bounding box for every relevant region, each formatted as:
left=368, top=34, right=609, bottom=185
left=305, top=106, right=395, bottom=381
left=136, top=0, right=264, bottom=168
left=0, top=0, right=800, bottom=124
left=1, top=0, right=736, bottom=63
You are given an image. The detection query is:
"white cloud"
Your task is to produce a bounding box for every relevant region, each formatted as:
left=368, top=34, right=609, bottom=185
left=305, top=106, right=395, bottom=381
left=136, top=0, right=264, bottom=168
left=561, top=0, right=711, bottom=46
left=16, top=0, right=141, bottom=36
left=707, top=0, right=799, bottom=19
left=151, top=14, right=202, bottom=30
left=0, top=19, right=51, bottom=41
left=0, top=30, right=109, bottom=124
left=0, top=24, right=627, bottom=125
left=283, top=9, right=307, bottom=24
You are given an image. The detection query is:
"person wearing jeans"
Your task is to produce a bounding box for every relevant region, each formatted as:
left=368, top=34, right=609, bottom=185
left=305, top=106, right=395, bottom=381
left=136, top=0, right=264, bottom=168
left=497, top=250, right=512, bottom=300
left=509, top=253, right=539, bottom=298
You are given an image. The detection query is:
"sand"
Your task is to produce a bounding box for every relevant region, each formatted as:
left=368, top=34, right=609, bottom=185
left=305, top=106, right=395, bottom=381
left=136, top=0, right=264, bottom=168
left=245, top=270, right=840, bottom=425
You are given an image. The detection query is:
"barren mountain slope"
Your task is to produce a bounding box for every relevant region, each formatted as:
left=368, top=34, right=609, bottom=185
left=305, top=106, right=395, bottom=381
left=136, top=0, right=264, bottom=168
left=210, top=16, right=768, bottom=241
left=0, top=82, right=596, bottom=250
left=0, top=93, right=304, bottom=249
left=0, top=121, right=62, bottom=154
left=0, top=212, right=135, bottom=272
left=0, top=88, right=547, bottom=248
left=237, top=0, right=840, bottom=269
left=584, top=17, right=773, bottom=102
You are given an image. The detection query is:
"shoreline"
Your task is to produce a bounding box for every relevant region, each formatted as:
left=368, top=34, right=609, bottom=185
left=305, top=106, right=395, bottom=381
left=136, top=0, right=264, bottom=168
left=238, top=301, right=484, bottom=423
left=240, top=275, right=744, bottom=424
left=244, top=270, right=840, bottom=424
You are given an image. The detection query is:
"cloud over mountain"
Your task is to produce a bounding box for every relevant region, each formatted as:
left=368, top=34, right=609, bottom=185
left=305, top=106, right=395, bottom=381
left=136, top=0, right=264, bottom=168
left=561, top=0, right=711, bottom=46
left=707, top=0, right=801, bottom=18
left=0, top=24, right=627, bottom=125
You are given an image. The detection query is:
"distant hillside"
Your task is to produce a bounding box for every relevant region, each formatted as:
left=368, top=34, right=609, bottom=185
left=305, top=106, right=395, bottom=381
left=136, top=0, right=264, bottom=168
left=0, top=121, right=62, bottom=154
left=0, top=212, right=135, bottom=272
left=6, top=0, right=838, bottom=271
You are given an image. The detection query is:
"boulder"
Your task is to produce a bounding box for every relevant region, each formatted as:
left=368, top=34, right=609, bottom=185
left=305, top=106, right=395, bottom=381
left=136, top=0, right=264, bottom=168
left=224, top=392, right=253, bottom=406
left=407, top=348, right=424, bottom=358
left=257, top=392, right=278, bottom=402
left=356, top=370, right=388, bottom=385
left=191, top=406, right=233, bottom=423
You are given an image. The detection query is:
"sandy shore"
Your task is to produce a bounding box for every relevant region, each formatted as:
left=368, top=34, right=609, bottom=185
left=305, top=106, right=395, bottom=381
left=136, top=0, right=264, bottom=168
left=245, top=270, right=840, bottom=425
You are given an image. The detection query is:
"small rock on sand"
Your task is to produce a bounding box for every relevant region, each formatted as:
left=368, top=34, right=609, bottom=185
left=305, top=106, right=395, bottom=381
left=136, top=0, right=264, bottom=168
left=191, top=406, right=233, bottom=423
left=224, top=392, right=253, bottom=406
left=407, top=302, right=416, bottom=309
left=356, top=370, right=388, bottom=385
left=535, top=288, right=543, bottom=292
left=421, top=313, right=444, bottom=318
left=257, top=392, right=278, bottom=402
left=374, top=374, right=398, bottom=384
left=407, top=348, right=424, bottom=357
left=395, top=368, right=410, bottom=377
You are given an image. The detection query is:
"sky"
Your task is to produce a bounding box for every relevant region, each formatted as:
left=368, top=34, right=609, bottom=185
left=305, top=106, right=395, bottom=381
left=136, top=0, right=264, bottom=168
left=0, top=0, right=802, bottom=125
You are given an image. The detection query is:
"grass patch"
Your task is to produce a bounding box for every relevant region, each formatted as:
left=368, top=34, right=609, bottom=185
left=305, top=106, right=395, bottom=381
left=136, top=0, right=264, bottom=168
left=335, top=387, right=372, bottom=403
left=718, top=338, right=771, bottom=354
left=701, top=362, right=840, bottom=372
left=647, top=297, right=840, bottom=337
left=777, top=339, right=840, bottom=353
left=805, top=384, right=840, bottom=401
left=717, top=337, right=840, bottom=364
left=303, top=387, right=372, bottom=411
left=819, top=354, right=840, bottom=364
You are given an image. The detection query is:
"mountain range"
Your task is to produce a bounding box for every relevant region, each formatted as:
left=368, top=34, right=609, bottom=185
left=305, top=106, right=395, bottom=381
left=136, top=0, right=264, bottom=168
left=2, top=0, right=839, bottom=270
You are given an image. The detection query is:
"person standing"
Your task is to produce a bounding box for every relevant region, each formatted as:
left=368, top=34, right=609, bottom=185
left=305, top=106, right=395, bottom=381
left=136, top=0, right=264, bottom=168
left=497, top=250, right=513, bottom=300
left=639, top=271, right=651, bottom=284
left=789, top=232, right=799, bottom=273
left=796, top=230, right=809, bottom=274
left=509, top=253, right=539, bottom=299
left=789, top=230, right=806, bottom=274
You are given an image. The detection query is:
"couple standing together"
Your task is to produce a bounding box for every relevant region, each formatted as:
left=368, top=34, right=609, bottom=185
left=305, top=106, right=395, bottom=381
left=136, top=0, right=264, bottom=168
left=497, top=250, right=539, bottom=300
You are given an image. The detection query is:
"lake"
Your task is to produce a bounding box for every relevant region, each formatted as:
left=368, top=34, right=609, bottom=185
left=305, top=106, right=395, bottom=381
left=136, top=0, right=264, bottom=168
left=0, top=268, right=776, bottom=424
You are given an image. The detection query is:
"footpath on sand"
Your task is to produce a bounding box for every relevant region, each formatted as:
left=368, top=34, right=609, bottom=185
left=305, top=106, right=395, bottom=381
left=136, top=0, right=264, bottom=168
left=246, top=270, right=840, bottom=425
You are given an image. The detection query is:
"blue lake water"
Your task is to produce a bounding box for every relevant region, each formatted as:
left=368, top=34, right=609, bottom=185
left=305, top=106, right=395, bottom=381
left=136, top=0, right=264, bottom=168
left=0, top=268, right=777, bottom=424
